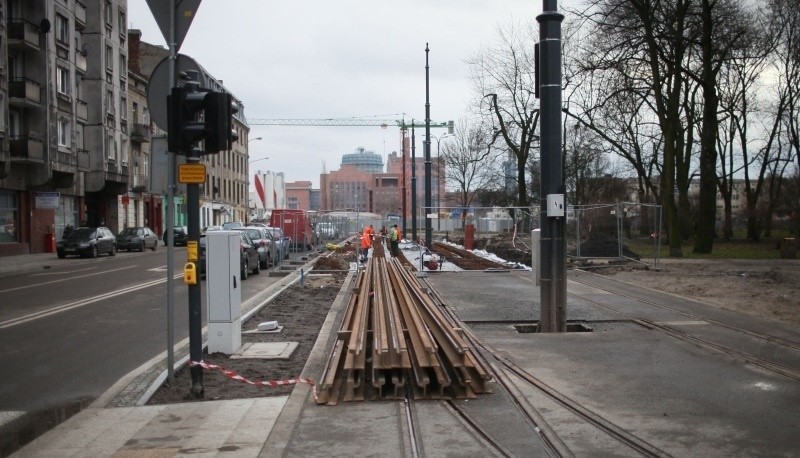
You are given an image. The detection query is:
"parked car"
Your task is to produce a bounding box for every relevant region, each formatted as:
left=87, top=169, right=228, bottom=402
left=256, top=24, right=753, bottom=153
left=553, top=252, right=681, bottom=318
left=236, top=226, right=277, bottom=269
left=264, top=226, right=289, bottom=260
left=315, top=222, right=339, bottom=239
left=202, top=225, right=222, bottom=234
left=117, top=227, right=158, bottom=252
left=57, top=227, right=117, bottom=258
left=163, top=226, right=189, bottom=246
left=222, top=221, right=245, bottom=230
left=238, top=231, right=261, bottom=279
left=197, top=231, right=260, bottom=279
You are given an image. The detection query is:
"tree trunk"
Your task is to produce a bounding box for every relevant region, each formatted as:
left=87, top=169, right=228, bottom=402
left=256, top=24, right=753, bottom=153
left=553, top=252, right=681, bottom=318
left=694, top=0, right=719, bottom=254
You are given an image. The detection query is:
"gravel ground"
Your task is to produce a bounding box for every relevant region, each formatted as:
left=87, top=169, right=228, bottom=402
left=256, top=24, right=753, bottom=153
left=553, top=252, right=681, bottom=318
left=600, top=258, right=800, bottom=328
left=147, top=255, right=350, bottom=404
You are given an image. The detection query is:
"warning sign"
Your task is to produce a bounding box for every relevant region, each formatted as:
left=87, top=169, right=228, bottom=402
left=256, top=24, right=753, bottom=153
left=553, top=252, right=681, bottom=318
left=178, top=163, right=206, bottom=184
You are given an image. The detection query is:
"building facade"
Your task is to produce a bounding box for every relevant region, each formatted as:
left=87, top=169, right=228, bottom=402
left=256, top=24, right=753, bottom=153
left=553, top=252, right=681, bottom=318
left=1, top=0, right=128, bottom=255
left=131, top=32, right=250, bottom=230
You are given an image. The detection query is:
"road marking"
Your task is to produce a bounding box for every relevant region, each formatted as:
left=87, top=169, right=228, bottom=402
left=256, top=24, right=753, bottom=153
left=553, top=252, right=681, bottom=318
left=148, top=266, right=169, bottom=272
left=0, top=274, right=182, bottom=329
left=0, top=266, right=137, bottom=294
left=32, top=267, right=97, bottom=276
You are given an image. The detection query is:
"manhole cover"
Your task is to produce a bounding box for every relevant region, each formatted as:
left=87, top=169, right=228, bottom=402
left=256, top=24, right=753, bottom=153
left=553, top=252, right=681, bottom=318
left=230, top=342, right=298, bottom=360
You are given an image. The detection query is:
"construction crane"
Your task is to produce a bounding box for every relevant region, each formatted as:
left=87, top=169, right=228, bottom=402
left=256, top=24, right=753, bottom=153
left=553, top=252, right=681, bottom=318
left=248, top=118, right=454, bottom=133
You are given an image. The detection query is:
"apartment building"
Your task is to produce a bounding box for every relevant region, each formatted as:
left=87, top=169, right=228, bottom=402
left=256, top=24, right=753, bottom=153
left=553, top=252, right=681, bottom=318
left=1, top=0, right=127, bottom=256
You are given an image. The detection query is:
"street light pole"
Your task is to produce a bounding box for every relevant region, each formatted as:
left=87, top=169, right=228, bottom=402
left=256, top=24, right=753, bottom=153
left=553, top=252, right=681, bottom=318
left=424, top=43, right=432, bottom=250
left=432, top=133, right=453, bottom=231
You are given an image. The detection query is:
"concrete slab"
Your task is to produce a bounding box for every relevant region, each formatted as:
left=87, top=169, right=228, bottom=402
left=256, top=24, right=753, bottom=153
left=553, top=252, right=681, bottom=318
left=231, top=342, right=298, bottom=360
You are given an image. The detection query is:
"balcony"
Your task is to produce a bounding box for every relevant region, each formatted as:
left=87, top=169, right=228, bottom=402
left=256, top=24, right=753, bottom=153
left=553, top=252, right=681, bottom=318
left=76, top=51, right=88, bottom=74
left=75, top=2, right=87, bottom=29
left=130, top=123, right=151, bottom=143
left=8, top=19, right=40, bottom=51
left=76, top=99, right=89, bottom=123
left=10, top=135, right=44, bottom=163
left=131, top=173, right=149, bottom=192
left=9, top=78, right=42, bottom=107
left=106, top=160, right=127, bottom=183
left=53, top=151, right=77, bottom=173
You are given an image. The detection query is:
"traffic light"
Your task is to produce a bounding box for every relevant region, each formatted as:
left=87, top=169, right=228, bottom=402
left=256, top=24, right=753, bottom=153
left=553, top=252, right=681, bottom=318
left=167, top=83, right=239, bottom=154
left=203, top=92, right=239, bottom=153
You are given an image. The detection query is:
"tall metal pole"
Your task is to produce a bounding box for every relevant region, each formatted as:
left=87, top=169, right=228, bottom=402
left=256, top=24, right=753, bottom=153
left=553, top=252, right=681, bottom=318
left=411, top=121, right=417, bottom=243
left=166, top=0, right=176, bottom=382
left=187, top=151, right=203, bottom=397
left=537, top=0, right=566, bottom=333
left=401, top=128, right=407, bottom=237
left=424, top=43, right=432, bottom=249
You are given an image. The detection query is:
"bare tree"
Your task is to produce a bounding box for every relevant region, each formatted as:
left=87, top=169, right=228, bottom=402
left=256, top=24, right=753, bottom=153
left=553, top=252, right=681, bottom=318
left=441, top=120, right=501, bottom=221
left=468, top=21, right=539, bottom=208
left=690, top=0, right=752, bottom=253
left=565, top=0, right=699, bottom=257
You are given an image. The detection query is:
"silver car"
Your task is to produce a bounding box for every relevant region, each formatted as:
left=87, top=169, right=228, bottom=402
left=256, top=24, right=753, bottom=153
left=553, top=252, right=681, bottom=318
left=236, top=226, right=277, bottom=268
left=265, top=226, right=289, bottom=260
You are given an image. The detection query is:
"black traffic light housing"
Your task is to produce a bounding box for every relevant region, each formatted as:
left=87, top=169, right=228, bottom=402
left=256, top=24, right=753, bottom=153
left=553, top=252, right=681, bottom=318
left=167, top=80, right=239, bottom=154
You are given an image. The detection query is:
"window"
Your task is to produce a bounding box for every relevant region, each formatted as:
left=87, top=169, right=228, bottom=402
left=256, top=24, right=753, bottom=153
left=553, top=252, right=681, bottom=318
left=118, top=10, right=126, bottom=34
left=0, top=191, right=19, bottom=243
left=120, top=96, right=127, bottom=120
left=119, top=53, right=126, bottom=77
left=106, top=45, right=113, bottom=71
left=107, top=134, right=116, bottom=159
left=58, top=118, right=71, bottom=147
left=132, top=102, right=138, bottom=124
left=56, top=13, right=69, bottom=44
left=104, top=0, right=113, bottom=26
left=106, top=89, right=114, bottom=115
left=56, top=66, right=69, bottom=95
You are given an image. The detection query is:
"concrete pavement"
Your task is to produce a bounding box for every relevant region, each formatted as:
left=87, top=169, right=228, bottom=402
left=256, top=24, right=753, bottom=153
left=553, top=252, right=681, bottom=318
left=4, top=252, right=800, bottom=457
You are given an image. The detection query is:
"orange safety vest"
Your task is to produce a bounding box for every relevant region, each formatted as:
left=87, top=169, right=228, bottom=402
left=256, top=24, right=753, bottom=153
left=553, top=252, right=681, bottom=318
left=361, top=229, right=372, bottom=249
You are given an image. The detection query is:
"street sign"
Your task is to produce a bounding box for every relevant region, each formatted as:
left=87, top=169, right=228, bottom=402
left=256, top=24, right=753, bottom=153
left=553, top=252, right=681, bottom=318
left=146, top=0, right=202, bottom=52
left=147, top=54, right=207, bottom=131
left=178, top=163, right=206, bottom=184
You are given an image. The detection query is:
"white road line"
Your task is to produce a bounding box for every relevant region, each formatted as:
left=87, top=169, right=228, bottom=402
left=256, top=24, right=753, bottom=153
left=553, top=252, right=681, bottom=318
left=0, top=266, right=137, bottom=294
left=32, top=267, right=97, bottom=276
left=0, top=275, right=182, bottom=329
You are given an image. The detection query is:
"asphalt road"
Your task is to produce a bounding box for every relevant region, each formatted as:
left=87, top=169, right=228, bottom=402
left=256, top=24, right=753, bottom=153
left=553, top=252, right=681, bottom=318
left=0, top=245, right=282, bottom=418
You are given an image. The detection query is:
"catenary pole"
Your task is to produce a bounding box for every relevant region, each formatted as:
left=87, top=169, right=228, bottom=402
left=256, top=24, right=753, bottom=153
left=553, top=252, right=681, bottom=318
left=411, top=122, right=417, bottom=244
left=424, top=44, right=432, bottom=250
left=537, top=0, right=566, bottom=332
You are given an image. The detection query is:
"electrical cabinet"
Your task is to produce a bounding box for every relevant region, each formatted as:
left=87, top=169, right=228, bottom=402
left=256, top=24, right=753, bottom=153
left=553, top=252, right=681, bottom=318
left=206, top=231, right=242, bottom=354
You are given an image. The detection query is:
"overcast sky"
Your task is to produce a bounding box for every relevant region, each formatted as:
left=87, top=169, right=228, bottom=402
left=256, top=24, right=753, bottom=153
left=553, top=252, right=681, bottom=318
left=128, top=1, right=551, bottom=189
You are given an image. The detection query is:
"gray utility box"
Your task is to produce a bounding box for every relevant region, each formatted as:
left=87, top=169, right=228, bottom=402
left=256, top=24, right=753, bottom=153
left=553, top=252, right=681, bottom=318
left=206, top=231, right=242, bottom=354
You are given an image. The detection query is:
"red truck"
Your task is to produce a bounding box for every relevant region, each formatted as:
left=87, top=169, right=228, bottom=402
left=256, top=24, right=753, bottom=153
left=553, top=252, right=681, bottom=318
left=269, top=209, right=313, bottom=251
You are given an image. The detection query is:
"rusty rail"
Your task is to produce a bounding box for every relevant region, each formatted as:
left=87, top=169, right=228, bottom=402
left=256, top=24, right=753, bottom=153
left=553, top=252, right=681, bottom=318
left=431, top=242, right=508, bottom=270
left=316, top=239, right=492, bottom=404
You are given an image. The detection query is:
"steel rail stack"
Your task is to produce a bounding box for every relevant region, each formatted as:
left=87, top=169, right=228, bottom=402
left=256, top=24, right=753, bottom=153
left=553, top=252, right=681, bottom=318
left=316, top=241, right=492, bottom=404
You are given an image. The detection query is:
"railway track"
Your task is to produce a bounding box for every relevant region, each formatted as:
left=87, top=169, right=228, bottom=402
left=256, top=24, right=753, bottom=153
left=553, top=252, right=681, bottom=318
left=316, top=245, right=724, bottom=455
left=422, top=279, right=672, bottom=457
left=566, top=270, right=800, bottom=382
left=430, top=242, right=508, bottom=270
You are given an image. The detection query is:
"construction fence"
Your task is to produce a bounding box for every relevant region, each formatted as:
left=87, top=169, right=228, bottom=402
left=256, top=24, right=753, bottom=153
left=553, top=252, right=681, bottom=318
left=300, top=203, right=662, bottom=269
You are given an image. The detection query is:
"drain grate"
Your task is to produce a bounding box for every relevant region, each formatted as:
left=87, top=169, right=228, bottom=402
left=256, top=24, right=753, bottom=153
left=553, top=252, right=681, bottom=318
left=514, top=322, right=594, bottom=333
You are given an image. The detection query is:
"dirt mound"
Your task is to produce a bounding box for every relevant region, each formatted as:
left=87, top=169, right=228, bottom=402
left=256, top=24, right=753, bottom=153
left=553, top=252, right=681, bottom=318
left=313, top=254, right=350, bottom=271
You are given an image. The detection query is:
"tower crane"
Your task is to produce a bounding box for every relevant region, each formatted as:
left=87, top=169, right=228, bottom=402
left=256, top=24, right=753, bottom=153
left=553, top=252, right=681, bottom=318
left=248, top=118, right=454, bottom=132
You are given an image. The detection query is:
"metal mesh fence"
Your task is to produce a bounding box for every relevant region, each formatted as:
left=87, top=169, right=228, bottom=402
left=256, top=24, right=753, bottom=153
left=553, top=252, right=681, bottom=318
left=566, top=202, right=662, bottom=268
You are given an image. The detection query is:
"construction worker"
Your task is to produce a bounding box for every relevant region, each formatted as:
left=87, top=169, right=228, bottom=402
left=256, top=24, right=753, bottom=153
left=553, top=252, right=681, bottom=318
left=360, top=226, right=372, bottom=262
left=390, top=224, right=400, bottom=257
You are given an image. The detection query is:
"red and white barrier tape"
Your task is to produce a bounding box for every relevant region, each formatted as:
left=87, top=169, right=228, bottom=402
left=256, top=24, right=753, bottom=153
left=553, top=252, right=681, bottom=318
left=190, top=360, right=318, bottom=402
